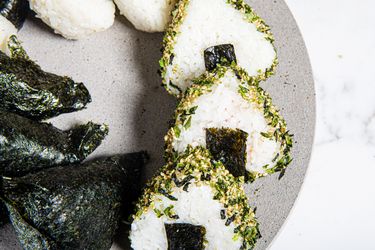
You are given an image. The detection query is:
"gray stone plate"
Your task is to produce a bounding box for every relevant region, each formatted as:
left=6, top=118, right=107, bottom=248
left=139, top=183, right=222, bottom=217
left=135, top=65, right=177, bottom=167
left=0, top=0, right=315, bottom=249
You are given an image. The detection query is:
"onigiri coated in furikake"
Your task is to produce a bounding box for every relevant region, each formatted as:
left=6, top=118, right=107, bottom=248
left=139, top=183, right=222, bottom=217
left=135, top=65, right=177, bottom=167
left=130, top=147, right=259, bottom=250
left=1, top=152, right=149, bottom=250
left=165, top=64, right=293, bottom=181
left=0, top=35, right=91, bottom=120
left=0, top=110, right=108, bottom=177
left=0, top=0, right=29, bottom=29
left=160, top=0, right=277, bottom=96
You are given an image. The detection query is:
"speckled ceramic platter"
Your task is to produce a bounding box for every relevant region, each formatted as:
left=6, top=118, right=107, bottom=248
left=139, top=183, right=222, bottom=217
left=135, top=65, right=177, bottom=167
left=0, top=0, right=315, bottom=249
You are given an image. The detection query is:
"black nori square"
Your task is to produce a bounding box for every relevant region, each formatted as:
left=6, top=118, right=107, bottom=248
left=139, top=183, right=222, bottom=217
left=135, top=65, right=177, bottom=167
left=0, top=0, right=29, bottom=29
left=0, top=110, right=108, bottom=177
left=165, top=223, right=206, bottom=250
left=204, top=44, right=237, bottom=72
left=1, top=152, right=149, bottom=250
left=0, top=36, right=91, bottom=120
left=206, top=127, right=248, bottom=178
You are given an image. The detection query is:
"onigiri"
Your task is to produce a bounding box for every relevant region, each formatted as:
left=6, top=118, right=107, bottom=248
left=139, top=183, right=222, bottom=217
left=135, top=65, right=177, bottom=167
left=160, top=0, right=277, bottom=96
left=29, top=0, right=116, bottom=39
left=114, top=0, right=177, bottom=32
left=165, top=64, right=293, bottom=181
left=130, top=147, right=259, bottom=250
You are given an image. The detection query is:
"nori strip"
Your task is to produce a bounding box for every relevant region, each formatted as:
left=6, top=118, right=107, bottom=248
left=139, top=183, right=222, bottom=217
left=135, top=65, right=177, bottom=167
left=0, top=110, right=108, bottom=177
left=165, top=223, right=206, bottom=250
left=0, top=36, right=91, bottom=120
left=0, top=200, right=8, bottom=226
left=0, top=0, right=29, bottom=29
left=204, top=44, right=237, bottom=71
left=206, top=127, right=248, bottom=178
left=1, top=152, right=149, bottom=250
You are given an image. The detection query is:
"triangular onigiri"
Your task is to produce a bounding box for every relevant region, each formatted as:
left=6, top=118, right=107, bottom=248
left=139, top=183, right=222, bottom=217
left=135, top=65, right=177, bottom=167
left=165, top=64, right=293, bottom=181
left=160, top=0, right=277, bottom=96
left=130, top=147, right=259, bottom=250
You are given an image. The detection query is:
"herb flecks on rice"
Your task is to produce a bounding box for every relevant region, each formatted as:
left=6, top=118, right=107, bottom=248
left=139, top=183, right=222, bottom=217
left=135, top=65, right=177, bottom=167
left=160, top=0, right=278, bottom=96
left=131, top=147, right=259, bottom=249
left=165, top=64, right=293, bottom=181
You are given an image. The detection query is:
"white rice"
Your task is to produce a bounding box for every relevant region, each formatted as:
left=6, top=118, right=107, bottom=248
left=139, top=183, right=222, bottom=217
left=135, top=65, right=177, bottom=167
left=114, top=0, right=176, bottom=32
left=29, top=0, right=116, bottom=39
left=172, top=71, right=280, bottom=174
left=165, top=0, right=276, bottom=93
left=130, top=184, right=243, bottom=250
left=0, top=15, right=17, bottom=55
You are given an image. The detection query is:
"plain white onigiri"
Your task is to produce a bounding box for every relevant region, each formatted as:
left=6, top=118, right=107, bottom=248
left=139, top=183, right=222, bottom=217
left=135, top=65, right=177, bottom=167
left=171, top=71, right=281, bottom=174
left=0, top=15, right=17, bottom=55
left=130, top=184, right=243, bottom=250
left=29, top=0, right=116, bottom=39
left=163, top=0, right=276, bottom=94
left=113, top=0, right=177, bottom=32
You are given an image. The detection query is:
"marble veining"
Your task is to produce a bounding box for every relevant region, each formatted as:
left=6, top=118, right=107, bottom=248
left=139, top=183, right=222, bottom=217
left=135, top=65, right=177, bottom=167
left=271, top=0, right=375, bottom=249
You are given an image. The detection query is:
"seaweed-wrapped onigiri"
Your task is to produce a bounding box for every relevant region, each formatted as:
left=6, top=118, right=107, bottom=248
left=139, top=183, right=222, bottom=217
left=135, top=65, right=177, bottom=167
left=160, top=0, right=277, bottom=95
left=1, top=152, right=149, bottom=250
left=29, top=0, right=116, bottom=39
left=0, top=110, right=108, bottom=177
left=0, top=35, right=92, bottom=119
left=165, top=64, right=293, bottom=181
left=130, top=147, right=259, bottom=249
left=114, top=0, right=177, bottom=32
left=0, top=15, right=17, bottom=55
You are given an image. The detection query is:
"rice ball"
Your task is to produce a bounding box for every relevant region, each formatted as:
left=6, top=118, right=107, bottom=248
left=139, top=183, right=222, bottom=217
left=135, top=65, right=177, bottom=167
left=29, top=0, right=116, bottom=39
left=113, top=0, right=177, bottom=32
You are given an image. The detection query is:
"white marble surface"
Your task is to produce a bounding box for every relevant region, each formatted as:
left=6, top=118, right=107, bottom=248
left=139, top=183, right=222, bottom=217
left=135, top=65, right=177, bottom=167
left=271, top=0, right=375, bottom=249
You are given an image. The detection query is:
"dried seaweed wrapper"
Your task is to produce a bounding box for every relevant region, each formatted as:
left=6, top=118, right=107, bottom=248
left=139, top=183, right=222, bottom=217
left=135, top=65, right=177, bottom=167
left=0, top=36, right=91, bottom=120
left=206, top=127, right=248, bottom=178
left=165, top=223, right=206, bottom=250
left=0, top=201, right=8, bottom=226
left=204, top=44, right=237, bottom=72
left=0, top=0, right=29, bottom=29
left=1, top=152, right=149, bottom=250
left=0, top=110, right=108, bottom=177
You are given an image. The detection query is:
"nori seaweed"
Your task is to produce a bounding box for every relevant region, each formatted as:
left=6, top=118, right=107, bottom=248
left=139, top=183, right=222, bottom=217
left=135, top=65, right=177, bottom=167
left=0, top=200, right=8, bottom=226
left=0, top=110, right=108, bottom=177
left=1, top=152, right=149, bottom=250
left=206, top=127, right=248, bottom=178
left=0, top=0, right=29, bottom=29
left=204, top=44, right=237, bottom=71
left=0, top=36, right=91, bottom=120
left=165, top=223, right=206, bottom=250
